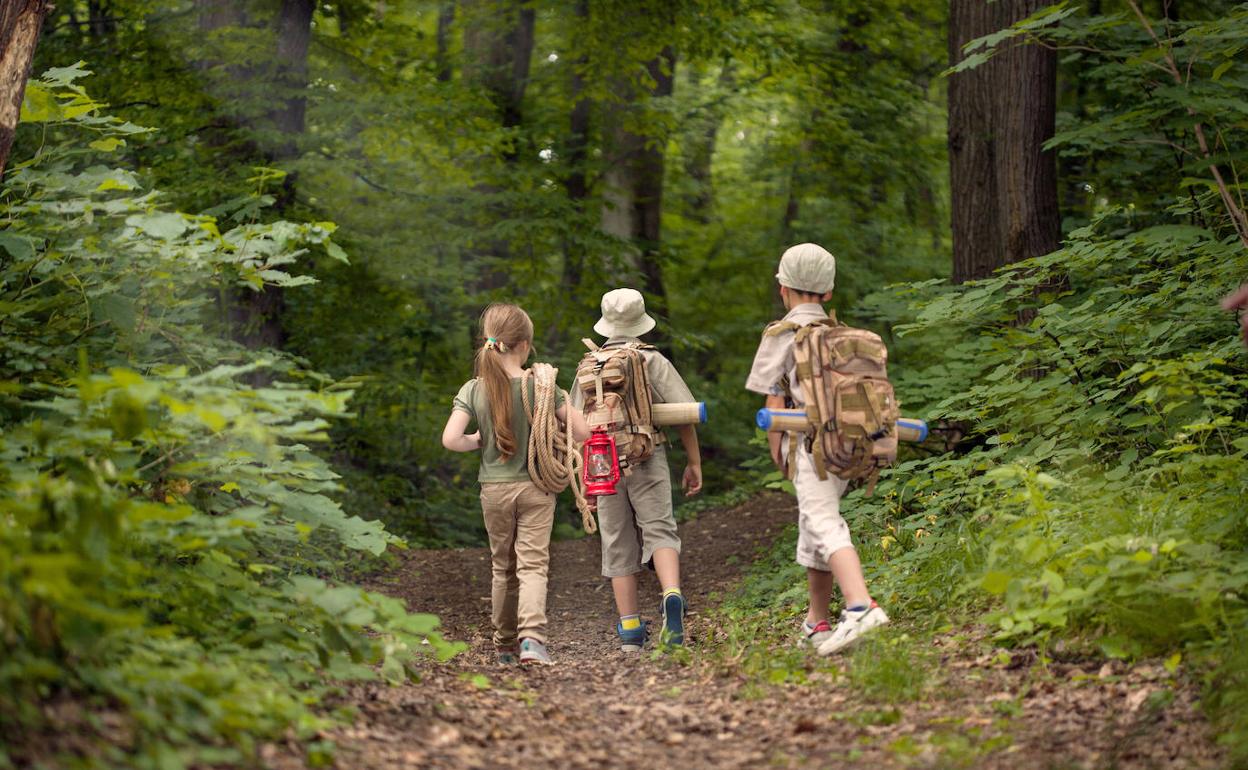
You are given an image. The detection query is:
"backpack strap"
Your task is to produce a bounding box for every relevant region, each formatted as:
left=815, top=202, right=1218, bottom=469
left=763, top=320, right=801, bottom=337
left=582, top=338, right=600, bottom=352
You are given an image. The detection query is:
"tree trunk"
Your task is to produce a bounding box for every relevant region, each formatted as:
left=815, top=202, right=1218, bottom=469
left=197, top=0, right=244, bottom=32
left=998, top=1, right=1061, bottom=267
left=462, top=0, right=534, bottom=139
left=435, top=0, right=455, bottom=83
left=0, top=0, right=51, bottom=179
left=602, top=46, right=675, bottom=339
left=948, top=0, right=1060, bottom=283
left=272, top=0, right=313, bottom=146
left=462, top=0, right=536, bottom=292
left=559, top=0, right=591, bottom=296
left=948, top=0, right=1006, bottom=283
left=682, top=61, right=734, bottom=223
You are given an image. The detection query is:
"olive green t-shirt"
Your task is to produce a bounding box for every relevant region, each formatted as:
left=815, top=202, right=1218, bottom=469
left=453, top=376, right=566, bottom=483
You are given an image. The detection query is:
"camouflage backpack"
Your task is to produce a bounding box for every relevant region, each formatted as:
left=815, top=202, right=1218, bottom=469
left=767, top=312, right=900, bottom=492
left=575, top=340, right=658, bottom=472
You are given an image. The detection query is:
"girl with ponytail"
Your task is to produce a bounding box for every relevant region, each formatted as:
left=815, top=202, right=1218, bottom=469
left=442, top=303, right=589, bottom=665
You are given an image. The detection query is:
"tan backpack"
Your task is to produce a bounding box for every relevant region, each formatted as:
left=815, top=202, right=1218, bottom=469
left=767, top=312, right=900, bottom=492
left=575, top=340, right=658, bottom=472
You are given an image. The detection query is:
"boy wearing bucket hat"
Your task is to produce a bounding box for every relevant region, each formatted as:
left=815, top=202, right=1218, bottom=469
left=574, top=288, right=703, bottom=651
left=745, top=243, right=889, bottom=656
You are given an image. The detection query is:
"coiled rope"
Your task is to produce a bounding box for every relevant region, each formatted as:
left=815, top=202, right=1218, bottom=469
left=522, top=363, right=596, bottom=534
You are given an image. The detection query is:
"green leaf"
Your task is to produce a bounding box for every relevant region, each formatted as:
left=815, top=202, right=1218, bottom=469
left=981, top=571, right=1012, bottom=595
left=126, top=212, right=189, bottom=240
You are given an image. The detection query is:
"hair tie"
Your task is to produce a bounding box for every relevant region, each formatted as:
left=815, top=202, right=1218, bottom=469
left=484, top=337, right=508, bottom=353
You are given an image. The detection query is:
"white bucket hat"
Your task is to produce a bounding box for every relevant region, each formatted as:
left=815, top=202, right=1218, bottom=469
left=594, top=288, right=656, bottom=338
left=776, top=242, right=836, bottom=294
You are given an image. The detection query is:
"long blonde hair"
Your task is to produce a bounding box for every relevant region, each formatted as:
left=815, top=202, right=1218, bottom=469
left=474, top=303, right=535, bottom=461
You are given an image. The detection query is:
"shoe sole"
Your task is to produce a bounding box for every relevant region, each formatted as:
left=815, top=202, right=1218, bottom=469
left=818, top=612, right=889, bottom=656
left=662, top=595, right=686, bottom=646
left=620, top=643, right=643, bottom=653
left=520, top=656, right=553, bottom=666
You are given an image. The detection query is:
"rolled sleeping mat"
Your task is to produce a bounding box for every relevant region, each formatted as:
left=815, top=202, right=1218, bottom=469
left=755, top=409, right=929, bottom=443
left=651, top=401, right=707, bottom=426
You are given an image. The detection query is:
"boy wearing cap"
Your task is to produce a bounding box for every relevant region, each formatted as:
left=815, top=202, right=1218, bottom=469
left=745, top=243, right=889, bottom=655
left=574, top=288, right=703, bottom=651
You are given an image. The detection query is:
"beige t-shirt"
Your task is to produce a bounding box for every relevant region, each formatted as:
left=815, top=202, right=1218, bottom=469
left=570, top=338, right=696, bottom=429
left=744, top=303, right=830, bottom=407
left=453, top=375, right=565, bottom=483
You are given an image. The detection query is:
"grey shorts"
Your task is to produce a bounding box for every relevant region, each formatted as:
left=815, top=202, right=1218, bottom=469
left=597, top=444, right=682, bottom=577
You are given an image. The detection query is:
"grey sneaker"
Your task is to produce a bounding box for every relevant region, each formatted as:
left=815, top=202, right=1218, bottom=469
left=519, top=638, right=553, bottom=666
left=497, top=645, right=519, bottom=665
left=816, top=603, right=889, bottom=656
left=801, top=619, right=835, bottom=650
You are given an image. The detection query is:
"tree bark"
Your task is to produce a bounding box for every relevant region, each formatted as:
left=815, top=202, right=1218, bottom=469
left=948, top=0, right=1006, bottom=283
left=462, top=0, right=534, bottom=139
left=272, top=0, right=313, bottom=146
left=0, top=0, right=52, bottom=179
left=948, top=0, right=1060, bottom=283
left=559, top=0, right=591, bottom=295
left=682, top=61, right=734, bottom=223
left=196, top=0, right=244, bottom=32
left=435, top=0, right=455, bottom=83
left=998, top=1, right=1061, bottom=267
left=462, top=0, right=536, bottom=292
left=602, top=46, right=675, bottom=334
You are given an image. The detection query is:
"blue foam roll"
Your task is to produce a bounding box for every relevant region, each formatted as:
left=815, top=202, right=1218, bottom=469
left=897, top=418, right=928, bottom=442
left=699, top=402, right=707, bottom=424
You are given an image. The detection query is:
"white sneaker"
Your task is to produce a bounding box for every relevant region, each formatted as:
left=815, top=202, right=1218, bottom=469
left=800, top=619, right=835, bottom=650
left=816, top=603, right=889, bottom=656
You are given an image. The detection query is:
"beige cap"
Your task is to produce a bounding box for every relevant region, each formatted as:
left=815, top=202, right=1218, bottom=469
left=776, top=242, right=836, bottom=294
left=594, top=288, right=656, bottom=338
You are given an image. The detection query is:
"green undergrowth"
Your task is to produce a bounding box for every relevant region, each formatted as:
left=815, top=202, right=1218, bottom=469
left=0, top=68, right=460, bottom=769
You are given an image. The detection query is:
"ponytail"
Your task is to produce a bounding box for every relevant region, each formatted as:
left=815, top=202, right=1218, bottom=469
left=473, top=304, right=534, bottom=461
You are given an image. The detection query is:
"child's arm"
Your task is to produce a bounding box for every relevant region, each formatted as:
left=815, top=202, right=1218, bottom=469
left=764, top=393, right=786, bottom=469
left=441, top=410, right=482, bottom=453
left=556, top=403, right=591, bottom=443
left=677, top=424, right=702, bottom=497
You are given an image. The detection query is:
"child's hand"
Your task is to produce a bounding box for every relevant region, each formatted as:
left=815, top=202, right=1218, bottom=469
left=1223, top=283, right=1248, bottom=347
left=682, top=464, right=703, bottom=497
left=467, top=431, right=482, bottom=450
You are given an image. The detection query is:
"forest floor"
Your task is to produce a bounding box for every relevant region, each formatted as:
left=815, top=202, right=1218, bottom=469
left=274, top=493, right=1226, bottom=770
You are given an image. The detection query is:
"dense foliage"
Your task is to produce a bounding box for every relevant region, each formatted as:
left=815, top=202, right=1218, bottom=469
left=27, top=0, right=950, bottom=544
left=0, top=69, right=458, bottom=769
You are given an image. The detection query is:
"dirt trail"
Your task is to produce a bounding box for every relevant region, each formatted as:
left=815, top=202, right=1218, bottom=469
left=285, top=493, right=1224, bottom=769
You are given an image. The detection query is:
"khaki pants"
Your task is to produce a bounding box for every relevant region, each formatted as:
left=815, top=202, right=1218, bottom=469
left=598, top=444, right=682, bottom=578
left=480, top=481, right=556, bottom=646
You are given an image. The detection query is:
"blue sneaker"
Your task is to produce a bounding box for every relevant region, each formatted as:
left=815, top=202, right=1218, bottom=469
left=616, top=619, right=647, bottom=652
left=661, top=592, right=686, bottom=646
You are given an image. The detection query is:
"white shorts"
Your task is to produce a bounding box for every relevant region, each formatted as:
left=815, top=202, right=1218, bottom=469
left=792, top=442, right=854, bottom=570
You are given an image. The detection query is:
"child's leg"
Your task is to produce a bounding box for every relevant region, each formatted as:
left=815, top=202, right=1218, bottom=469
left=480, top=483, right=521, bottom=649
left=611, top=574, right=640, bottom=616
left=828, top=546, right=870, bottom=609
left=651, top=547, right=680, bottom=592
left=598, top=477, right=647, bottom=649
left=631, top=447, right=682, bottom=592
left=513, top=484, right=556, bottom=644
left=793, top=444, right=868, bottom=618
left=806, top=567, right=835, bottom=625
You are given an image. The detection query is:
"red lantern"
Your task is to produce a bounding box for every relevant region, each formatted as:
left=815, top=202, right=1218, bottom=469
left=582, top=430, right=620, bottom=496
